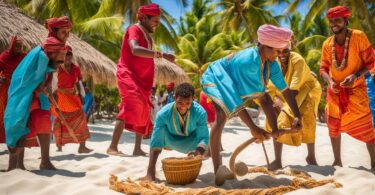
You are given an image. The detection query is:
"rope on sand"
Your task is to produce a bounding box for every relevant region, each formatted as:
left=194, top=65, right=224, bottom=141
left=109, top=138, right=342, bottom=194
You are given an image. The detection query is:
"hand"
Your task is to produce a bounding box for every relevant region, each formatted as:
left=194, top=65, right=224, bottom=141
left=35, top=85, right=49, bottom=96
left=162, top=53, right=175, bottom=63
left=291, top=117, right=302, bottom=132
left=273, top=97, right=283, bottom=109
left=340, top=74, right=356, bottom=88
left=329, top=81, right=339, bottom=93
left=250, top=127, right=266, bottom=142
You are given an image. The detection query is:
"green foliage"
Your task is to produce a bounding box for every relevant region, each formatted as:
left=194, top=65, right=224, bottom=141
left=94, top=84, right=120, bottom=115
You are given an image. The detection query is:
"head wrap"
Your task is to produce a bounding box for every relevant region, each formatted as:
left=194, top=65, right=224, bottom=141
left=45, top=16, right=72, bottom=37
left=257, top=24, right=293, bottom=49
left=166, top=82, right=174, bottom=90
left=327, top=6, right=350, bottom=19
left=42, top=37, right=67, bottom=53
left=137, top=3, right=161, bottom=20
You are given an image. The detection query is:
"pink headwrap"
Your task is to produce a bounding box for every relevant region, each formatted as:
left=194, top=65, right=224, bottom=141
left=257, top=24, right=293, bottom=49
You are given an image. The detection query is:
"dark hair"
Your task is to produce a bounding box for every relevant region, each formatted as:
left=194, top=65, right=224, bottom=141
left=175, top=83, right=195, bottom=98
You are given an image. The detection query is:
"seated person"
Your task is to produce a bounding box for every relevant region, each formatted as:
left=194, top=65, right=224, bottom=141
left=144, top=83, right=209, bottom=181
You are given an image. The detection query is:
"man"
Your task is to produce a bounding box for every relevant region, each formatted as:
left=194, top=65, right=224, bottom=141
left=143, top=83, right=209, bottom=181
left=0, top=36, right=26, bottom=170
left=165, top=82, right=175, bottom=105
left=52, top=45, right=92, bottom=153
left=5, top=36, right=67, bottom=170
left=266, top=44, right=322, bottom=170
left=201, top=24, right=302, bottom=175
left=320, top=6, right=375, bottom=168
left=107, top=3, right=175, bottom=156
left=83, top=87, right=96, bottom=124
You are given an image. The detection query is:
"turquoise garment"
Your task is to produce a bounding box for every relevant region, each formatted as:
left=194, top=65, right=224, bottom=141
left=4, top=46, right=51, bottom=148
left=201, top=46, right=287, bottom=118
left=83, top=92, right=94, bottom=115
left=365, top=73, right=375, bottom=127
left=150, top=101, right=209, bottom=154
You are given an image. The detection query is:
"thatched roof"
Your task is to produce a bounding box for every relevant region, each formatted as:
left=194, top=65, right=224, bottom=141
left=154, top=58, right=189, bottom=85
left=0, top=0, right=189, bottom=87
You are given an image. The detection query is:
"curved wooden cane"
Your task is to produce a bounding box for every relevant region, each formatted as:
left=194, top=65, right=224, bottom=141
left=229, top=137, right=257, bottom=177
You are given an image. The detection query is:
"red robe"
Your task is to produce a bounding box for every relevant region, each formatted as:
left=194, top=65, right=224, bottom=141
left=0, top=37, right=26, bottom=143
left=116, top=24, right=154, bottom=135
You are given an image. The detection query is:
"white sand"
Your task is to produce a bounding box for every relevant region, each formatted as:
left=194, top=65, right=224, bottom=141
left=1, top=117, right=375, bottom=195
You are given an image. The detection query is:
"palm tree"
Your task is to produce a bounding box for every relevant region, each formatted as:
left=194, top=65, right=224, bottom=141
left=7, top=0, right=188, bottom=60
left=215, top=0, right=285, bottom=41
left=176, top=0, right=249, bottom=91
left=285, top=0, right=375, bottom=44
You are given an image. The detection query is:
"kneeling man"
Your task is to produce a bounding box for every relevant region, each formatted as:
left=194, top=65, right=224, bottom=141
left=144, top=83, right=209, bottom=181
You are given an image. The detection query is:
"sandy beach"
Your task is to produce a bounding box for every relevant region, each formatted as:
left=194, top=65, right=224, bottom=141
left=1, top=117, right=375, bottom=194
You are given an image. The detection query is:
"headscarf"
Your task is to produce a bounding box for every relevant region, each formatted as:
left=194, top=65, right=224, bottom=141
left=45, top=16, right=72, bottom=37
left=136, top=3, right=161, bottom=20
left=257, top=24, right=293, bottom=49
left=327, top=6, right=351, bottom=19
left=42, top=37, right=67, bottom=53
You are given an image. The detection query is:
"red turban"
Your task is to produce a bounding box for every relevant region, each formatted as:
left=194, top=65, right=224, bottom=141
left=137, top=3, right=161, bottom=20
left=45, top=16, right=72, bottom=36
left=327, top=6, right=350, bottom=19
left=42, top=37, right=67, bottom=53
left=166, top=82, right=174, bottom=90
left=257, top=24, right=293, bottom=49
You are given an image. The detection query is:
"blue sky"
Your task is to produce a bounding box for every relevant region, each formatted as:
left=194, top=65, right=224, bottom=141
left=152, top=0, right=310, bottom=28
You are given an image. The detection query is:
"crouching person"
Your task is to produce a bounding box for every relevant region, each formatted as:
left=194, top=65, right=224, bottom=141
left=143, top=83, right=209, bottom=181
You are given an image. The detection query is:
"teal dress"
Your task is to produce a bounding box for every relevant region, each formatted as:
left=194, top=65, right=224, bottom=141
left=201, top=46, right=287, bottom=118
left=4, top=46, right=54, bottom=148
left=150, top=101, right=209, bottom=153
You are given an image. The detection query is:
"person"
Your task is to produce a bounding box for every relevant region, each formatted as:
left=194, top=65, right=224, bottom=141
left=0, top=36, right=26, bottom=170
left=45, top=16, right=72, bottom=43
left=5, top=36, right=68, bottom=170
left=150, top=86, right=160, bottom=124
left=106, top=3, right=175, bottom=156
left=143, top=83, right=209, bottom=181
left=320, top=6, right=375, bottom=168
left=199, top=91, right=216, bottom=127
left=201, top=24, right=302, bottom=175
left=52, top=45, right=92, bottom=153
left=83, top=87, right=96, bottom=124
left=265, top=44, right=322, bottom=170
left=165, top=82, right=175, bottom=105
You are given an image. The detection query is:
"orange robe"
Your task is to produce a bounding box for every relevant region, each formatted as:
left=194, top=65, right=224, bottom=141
left=52, top=64, right=90, bottom=146
left=320, top=29, right=375, bottom=144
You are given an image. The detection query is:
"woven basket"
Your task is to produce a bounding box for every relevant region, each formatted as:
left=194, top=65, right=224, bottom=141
left=162, top=156, right=202, bottom=185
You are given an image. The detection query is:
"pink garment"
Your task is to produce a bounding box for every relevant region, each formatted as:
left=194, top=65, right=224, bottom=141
left=257, top=24, right=293, bottom=49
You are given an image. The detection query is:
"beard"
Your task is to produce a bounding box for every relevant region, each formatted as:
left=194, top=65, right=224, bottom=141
left=331, top=26, right=345, bottom=35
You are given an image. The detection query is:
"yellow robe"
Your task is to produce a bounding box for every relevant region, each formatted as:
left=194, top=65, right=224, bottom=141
left=266, top=52, right=322, bottom=146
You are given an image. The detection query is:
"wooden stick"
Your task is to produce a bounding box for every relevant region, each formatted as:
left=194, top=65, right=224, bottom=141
left=47, top=93, right=79, bottom=143
left=261, top=141, right=270, bottom=168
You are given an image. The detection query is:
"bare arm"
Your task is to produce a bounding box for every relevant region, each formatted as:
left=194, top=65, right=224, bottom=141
left=129, top=40, right=175, bottom=62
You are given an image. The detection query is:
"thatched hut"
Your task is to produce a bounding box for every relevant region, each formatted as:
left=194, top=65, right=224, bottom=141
left=0, top=0, right=189, bottom=88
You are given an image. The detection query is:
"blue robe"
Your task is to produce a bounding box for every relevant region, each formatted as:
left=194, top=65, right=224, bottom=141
left=201, top=46, right=287, bottom=118
left=83, top=92, right=94, bottom=115
left=365, top=73, right=375, bottom=126
left=150, top=101, right=209, bottom=153
left=4, top=46, right=53, bottom=147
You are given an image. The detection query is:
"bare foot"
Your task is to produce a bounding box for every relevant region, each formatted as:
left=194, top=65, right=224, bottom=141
left=133, top=149, right=147, bottom=156
left=332, top=160, right=343, bottom=167
left=140, top=174, right=155, bottom=182
left=17, top=164, right=26, bottom=170
left=371, top=161, right=375, bottom=169
left=40, top=161, right=57, bottom=170
left=106, top=148, right=126, bottom=157
left=306, top=156, right=318, bottom=165
left=56, top=146, right=62, bottom=152
left=78, top=147, right=93, bottom=154
left=268, top=160, right=282, bottom=171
